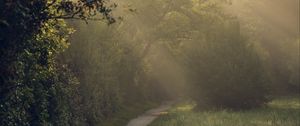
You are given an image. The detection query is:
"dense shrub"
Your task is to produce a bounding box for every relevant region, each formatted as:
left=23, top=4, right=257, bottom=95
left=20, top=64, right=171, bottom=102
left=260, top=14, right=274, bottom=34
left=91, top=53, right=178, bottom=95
left=184, top=20, right=270, bottom=109
left=0, top=0, right=114, bottom=125
left=62, top=21, right=169, bottom=125
left=148, top=0, right=270, bottom=109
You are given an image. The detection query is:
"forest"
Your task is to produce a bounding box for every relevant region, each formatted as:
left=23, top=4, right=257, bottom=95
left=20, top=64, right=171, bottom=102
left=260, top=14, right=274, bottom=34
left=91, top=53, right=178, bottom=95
left=0, top=0, right=299, bottom=126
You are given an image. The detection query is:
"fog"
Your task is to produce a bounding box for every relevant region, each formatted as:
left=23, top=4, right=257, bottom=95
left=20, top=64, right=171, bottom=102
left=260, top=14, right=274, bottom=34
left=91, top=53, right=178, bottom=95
left=1, top=0, right=299, bottom=125
left=66, top=0, right=299, bottom=104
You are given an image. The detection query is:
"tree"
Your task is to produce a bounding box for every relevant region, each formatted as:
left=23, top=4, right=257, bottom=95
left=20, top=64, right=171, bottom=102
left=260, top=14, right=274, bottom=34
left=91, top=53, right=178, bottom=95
left=186, top=22, right=269, bottom=109
left=0, top=0, right=115, bottom=125
left=227, top=0, right=299, bottom=95
left=155, top=0, right=270, bottom=109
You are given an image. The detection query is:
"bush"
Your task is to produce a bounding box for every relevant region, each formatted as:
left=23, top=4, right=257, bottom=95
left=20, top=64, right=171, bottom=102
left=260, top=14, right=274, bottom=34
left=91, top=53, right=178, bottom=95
left=185, top=20, right=270, bottom=109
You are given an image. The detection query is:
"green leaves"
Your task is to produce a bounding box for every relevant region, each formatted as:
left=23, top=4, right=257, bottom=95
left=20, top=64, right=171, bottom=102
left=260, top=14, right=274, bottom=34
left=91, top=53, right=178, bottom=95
left=0, top=0, right=86, bottom=125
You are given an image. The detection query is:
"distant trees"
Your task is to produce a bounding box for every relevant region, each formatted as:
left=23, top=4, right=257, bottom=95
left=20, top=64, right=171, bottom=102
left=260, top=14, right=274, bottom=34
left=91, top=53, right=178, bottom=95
left=264, top=38, right=300, bottom=94
left=228, top=0, right=299, bottom=95
left=184, top=21, right=269, bottom=109
left=112, top=0, right=271, bottom=110
left=61, top=19, right=171, bottom=124
left=155, top=0, right=270, bottom=109
left=62, top=22, right=129, bottom=125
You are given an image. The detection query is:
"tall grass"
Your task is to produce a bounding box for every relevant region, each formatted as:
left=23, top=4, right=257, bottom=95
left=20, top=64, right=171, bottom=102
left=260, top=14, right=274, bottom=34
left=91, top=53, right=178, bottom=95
left=149, top=97, right=300, bottom=126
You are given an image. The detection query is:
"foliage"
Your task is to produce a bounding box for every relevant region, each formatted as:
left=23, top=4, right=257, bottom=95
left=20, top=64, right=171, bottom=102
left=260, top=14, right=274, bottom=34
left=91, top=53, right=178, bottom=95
left=185, top=25, right=270, bottom=109
left=226, top=0, right=299, bottom=95
left=61, top=20, right=167, bottom=125
left=0, top=18, right=76, bottom=125
left=0, top=0, right=114, bottom=125
left=275, top=38, right=300, bottom=93
left=0, top=0, right=297, bottom=125
left=183, top=12, right=269, bottom=109
left=147, top=0, right=270, bottom=109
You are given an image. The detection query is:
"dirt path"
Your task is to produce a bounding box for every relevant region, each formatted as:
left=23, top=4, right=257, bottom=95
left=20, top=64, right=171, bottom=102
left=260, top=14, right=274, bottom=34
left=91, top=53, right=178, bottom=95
left=126, top=101, right=174, bottom=126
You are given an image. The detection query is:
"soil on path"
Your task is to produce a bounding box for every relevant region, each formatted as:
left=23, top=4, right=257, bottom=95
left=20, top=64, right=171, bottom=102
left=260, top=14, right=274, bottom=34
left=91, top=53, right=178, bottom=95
left=126, top=101, right=174, bottom=126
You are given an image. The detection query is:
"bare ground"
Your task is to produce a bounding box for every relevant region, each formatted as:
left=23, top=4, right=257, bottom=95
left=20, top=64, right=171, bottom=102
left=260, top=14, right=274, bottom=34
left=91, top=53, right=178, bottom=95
left=126, top=101, right=174, bottom=126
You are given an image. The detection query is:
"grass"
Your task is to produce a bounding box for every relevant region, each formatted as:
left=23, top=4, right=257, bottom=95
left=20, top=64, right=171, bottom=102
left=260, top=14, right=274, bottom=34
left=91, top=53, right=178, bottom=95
left=149, top=96, right=300, bottom=126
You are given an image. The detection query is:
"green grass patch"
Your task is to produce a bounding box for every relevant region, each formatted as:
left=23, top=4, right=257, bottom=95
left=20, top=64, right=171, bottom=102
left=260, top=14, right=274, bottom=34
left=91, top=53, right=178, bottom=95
left=149, top=96, right=300, bottom=126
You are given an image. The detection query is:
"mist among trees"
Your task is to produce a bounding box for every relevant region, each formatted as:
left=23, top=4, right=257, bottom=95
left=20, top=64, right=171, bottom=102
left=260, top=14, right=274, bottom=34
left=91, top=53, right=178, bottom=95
left=0, top=0, right=299, bottom=125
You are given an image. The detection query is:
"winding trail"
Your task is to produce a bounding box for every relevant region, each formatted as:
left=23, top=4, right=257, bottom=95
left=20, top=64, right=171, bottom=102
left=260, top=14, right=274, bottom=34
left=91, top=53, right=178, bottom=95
left=126, top=101, right=174, bottom=126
